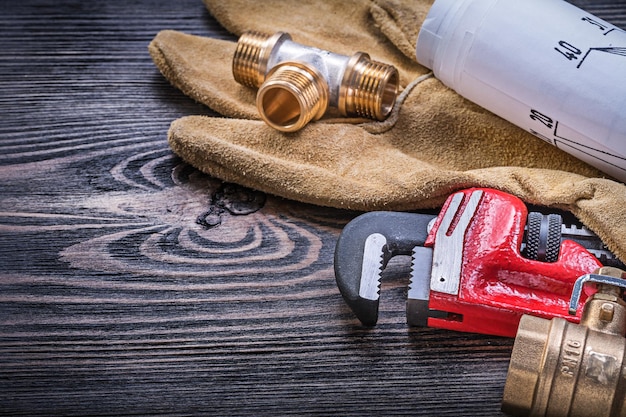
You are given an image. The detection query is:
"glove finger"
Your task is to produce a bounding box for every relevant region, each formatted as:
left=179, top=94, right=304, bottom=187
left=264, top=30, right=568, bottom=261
left=149, top=30, right=258, bottom=119
left=369, top=0, right=433, bottom=62
left=168, top=114, right=463, bottom=209
left=168, top=115, right=626, bottom=263
left=203, top=0, right=427, bottom=86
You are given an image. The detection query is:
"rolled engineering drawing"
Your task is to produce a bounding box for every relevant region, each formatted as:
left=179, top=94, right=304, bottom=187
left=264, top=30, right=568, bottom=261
left=416, top=0, right=626, bottom=182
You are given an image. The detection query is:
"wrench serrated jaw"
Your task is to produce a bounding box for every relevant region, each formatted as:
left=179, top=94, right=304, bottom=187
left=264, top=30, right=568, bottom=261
left=358, top=233, right=386, bottom=301
left=407, top=245, right=434, bottom=327
left=560, top=223, right=624, bottom=267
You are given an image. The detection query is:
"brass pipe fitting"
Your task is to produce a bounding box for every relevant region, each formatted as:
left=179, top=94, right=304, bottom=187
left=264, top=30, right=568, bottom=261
left=502, top=267, right=626, bottom=417
left=232, top=31, right=399, bottom=132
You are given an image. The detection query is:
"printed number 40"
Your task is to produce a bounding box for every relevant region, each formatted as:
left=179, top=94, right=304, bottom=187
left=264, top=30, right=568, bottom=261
left=555, top=40, right=582, bottom=61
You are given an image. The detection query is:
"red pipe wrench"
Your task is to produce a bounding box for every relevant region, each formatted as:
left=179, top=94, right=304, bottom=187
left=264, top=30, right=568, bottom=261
left=334, top=188, right=623, bottom=337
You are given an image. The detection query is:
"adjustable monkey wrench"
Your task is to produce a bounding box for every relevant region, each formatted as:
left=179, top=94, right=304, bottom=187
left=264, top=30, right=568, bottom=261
left=334, top=188, right=623, bottom=337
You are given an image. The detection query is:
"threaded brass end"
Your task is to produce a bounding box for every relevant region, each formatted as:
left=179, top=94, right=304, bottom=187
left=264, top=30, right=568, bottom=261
left=232, top=31, right=291, bottom=88
left=257, top=62, right=329, bottom=132
left=233, top=31, right=400, bottom=131
left=339, top=53, right=399, bottom=121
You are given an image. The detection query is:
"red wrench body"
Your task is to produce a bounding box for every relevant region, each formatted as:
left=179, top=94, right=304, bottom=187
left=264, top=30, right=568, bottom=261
left=423, top=189, right=601, bottom=337
left=334, top=188, right=609, bottom=337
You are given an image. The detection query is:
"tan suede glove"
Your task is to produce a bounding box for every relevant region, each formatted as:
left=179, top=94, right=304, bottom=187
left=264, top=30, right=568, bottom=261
left=148, top=0, right=626, bottom=263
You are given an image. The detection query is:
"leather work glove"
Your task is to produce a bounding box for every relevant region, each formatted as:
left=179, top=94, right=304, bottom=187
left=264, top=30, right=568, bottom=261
left=149, top=0, right=626, bottom=262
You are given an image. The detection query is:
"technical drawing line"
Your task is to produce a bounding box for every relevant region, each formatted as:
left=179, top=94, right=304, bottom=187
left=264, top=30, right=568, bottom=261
left=604, top=27, right=626, bottom=37
left=553, top=122, right=625, bottom=161
left=557, top=139, right=626, bottom=174
left=577, top=46, right=626, bottom=68
left=551, top=122, right=625, bottom=174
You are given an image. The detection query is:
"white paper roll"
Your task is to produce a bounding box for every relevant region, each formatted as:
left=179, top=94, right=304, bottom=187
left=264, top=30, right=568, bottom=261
left=416, top=0, right=626, bottom=182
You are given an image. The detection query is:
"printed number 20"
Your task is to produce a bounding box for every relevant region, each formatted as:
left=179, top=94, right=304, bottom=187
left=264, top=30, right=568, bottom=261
left=530, top=109, right=554, bottom=129
left=555, top=41, right=582, bottom=61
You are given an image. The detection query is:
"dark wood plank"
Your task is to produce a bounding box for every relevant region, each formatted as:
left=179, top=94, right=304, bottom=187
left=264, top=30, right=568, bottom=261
left=1, top=1, right=625, bottom=415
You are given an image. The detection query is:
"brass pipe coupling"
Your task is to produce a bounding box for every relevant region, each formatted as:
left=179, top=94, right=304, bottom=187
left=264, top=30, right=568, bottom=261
left=232, top=31, right=399, bottom=132
left=502, top=267, right=626, bottom=417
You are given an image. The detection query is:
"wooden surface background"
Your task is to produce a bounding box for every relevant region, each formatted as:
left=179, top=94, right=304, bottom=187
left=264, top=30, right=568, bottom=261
left=1, top=1, right=624, bottom=415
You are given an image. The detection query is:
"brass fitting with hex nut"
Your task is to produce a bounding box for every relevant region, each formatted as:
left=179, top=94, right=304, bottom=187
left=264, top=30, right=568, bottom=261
left=232, top=31, right=399, bottom=132
left=502, top=267, right=626, bottom=417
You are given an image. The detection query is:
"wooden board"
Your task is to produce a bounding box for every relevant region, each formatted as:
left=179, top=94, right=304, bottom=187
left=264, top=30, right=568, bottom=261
left=1, top=1, right=624, bottom=415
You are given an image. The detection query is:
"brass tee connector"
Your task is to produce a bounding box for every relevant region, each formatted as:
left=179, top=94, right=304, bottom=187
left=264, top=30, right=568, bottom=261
left=232, top=31, right=399, bottom=132
left=502, top=267, right=626, bottom=417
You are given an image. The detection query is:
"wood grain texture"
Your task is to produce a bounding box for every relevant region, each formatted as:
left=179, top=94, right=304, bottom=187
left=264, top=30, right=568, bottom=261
left=1, top=1, right=625, bottom=415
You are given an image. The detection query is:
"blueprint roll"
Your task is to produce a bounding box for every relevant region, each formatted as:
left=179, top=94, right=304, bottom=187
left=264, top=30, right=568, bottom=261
left=416, top=0, right=626, bottom=182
